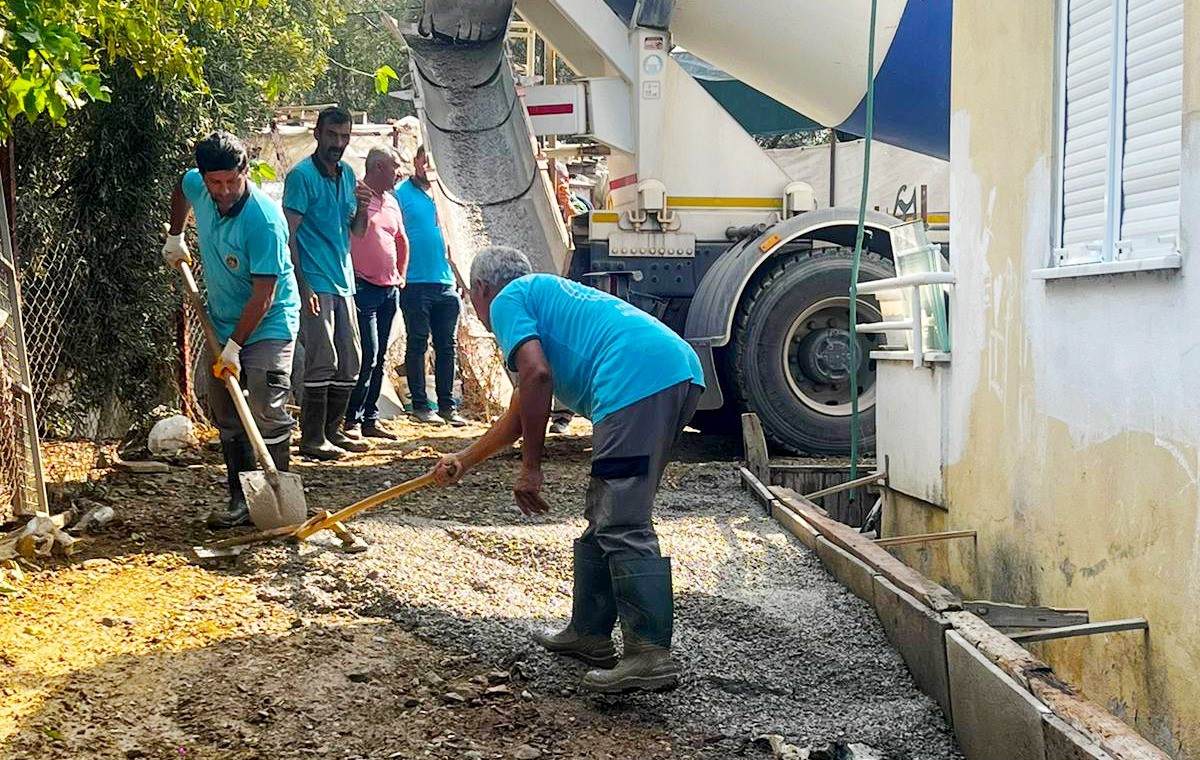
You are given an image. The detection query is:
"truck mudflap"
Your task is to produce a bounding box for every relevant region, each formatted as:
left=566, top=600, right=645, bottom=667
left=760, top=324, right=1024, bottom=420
left=687, top=340, right=725, bottom=412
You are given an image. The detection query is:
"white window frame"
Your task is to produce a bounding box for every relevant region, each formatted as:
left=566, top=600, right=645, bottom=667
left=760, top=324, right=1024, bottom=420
left=1037, top=0, right=1184, bottom=280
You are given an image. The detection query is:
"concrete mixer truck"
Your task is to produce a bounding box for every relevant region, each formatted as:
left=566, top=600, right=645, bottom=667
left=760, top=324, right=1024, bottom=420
left=404, top=0, right=951, bottom=455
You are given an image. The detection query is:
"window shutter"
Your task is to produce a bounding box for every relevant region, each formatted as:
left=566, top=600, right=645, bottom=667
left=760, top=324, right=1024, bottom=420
left=1119, top=0, right=1183, bottom=254
left=1060, top=0, right=1116, bottom=256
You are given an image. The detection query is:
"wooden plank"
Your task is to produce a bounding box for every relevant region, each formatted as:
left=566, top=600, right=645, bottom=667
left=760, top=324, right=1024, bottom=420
left=771, top=463, right=857, bottom=473
left=946, top=612, right=1168, bottom=759
left=770, top=486, right=828, bottom=517
left=1008, top=618, right=1148, bottom=644
left=964, top=600, right=1089, bottom=630
left=876, top=530, right=977, bottom=548
left=1026, top=675, right=1172, bottom=760
left=738, top=466, right=776, bottom=512
left=771, top=499, right=820, bottom=549
left=804, top=471, right=885, bottom=501
left=775, top=487, right=961, bottom=612
left=943, top=611, right=1052, bottom=689
left=740, top=413, right=770, bottom=482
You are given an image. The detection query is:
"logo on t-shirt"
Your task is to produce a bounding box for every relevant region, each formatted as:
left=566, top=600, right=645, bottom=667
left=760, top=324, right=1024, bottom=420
left=225, top=254, right=240, bottom=271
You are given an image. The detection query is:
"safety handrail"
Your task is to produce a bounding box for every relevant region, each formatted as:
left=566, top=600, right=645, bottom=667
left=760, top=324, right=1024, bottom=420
left=856, top=271, right=956, bottom=368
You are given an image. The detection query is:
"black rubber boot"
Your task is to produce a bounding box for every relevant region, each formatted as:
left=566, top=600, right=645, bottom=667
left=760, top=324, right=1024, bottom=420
left=267, top=440, right=291, bottom=473
left=299, top=386, right=345, bottom=461
left=582, top=556, right=679, bottom=693
left=326, top=387, right=370, bottom=453
left=533, top=540, right=619, bottom=668
left=208, top=439, right=256, bottom=529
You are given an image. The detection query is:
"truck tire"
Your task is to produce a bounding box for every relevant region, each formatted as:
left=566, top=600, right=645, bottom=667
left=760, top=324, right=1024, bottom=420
left=731, top=249, right=894, bottom=455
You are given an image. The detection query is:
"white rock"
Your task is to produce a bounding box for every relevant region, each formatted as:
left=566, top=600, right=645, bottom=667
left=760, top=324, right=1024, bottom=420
left=148, top=415, right=196, bottom=456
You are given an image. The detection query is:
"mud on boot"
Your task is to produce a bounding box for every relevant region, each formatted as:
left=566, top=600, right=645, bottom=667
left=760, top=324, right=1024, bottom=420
left=581, top=555, right=679, bottom=694
left=534, top=539, right=618, bottom=668
left=533, top=626, right=617, bottom=669
left=581, top=640, right=679, bottom=693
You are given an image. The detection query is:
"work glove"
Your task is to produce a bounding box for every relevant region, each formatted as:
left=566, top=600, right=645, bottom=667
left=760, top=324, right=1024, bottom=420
left=212, top=339, right=242, bottom=380
left=162, top=233, right=192, bottom=268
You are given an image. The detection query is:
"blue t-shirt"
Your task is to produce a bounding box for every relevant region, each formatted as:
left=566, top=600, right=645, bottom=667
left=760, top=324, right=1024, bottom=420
left=394, top=179, right=454, bottom=285
left=182, top=169, right=300, bottom=345
left=489, top=274, right=705, bottom=422
left=282, top=156, right=357, bottom=296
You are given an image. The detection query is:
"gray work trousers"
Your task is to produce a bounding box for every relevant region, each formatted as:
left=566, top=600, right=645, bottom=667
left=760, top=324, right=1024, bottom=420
left=204, top=339, right=297, bottom=446
left=300, top=293, right=361, bottom=390
left=580, top=381, right=703, bottom=559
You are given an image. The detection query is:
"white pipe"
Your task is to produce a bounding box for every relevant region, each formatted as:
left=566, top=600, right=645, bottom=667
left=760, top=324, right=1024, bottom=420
left=856, top=271, right=956, bottom=294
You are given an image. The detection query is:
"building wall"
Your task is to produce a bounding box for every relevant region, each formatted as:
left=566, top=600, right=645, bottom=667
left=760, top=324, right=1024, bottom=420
left=878, top=1, right=1200, bottom=756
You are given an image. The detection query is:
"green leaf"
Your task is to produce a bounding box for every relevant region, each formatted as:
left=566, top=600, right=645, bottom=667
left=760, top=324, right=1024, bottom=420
left=248, top=159, right=276, bottom=185
left=22, top=90, right=39, bottom=122
left=81, top=74, right=103, bottom=99
left=8, top=77, right=34, bottom=99
left=373, top=64, right=397, bottom=95
left=47, top=94, right=66, bottom=122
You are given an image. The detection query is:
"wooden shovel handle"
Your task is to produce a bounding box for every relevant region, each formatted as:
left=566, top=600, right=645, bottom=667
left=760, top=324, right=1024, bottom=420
left=294, top=471, right=438, bottom=540
left=176, top=261, right=278, bottom=479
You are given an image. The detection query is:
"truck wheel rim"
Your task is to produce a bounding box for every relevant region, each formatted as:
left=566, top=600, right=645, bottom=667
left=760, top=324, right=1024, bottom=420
left=781, top=296, right=880, bottom=418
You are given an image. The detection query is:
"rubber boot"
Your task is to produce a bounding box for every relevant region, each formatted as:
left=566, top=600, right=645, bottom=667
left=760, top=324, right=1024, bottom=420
left=533, top=540, right=618, bottom=668
left=299, top=387, right=345, bottom=461
left=267, top=440, right=291, bottom=473
left=207, top=439, right=256, bottom=529
left=326, top=387, right=370, bottom=453
left=581, top=556, right=679, bottom=693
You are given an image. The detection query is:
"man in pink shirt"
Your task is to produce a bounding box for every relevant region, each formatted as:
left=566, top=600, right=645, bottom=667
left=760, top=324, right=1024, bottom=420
left=345, top=147, right=408, bottom=439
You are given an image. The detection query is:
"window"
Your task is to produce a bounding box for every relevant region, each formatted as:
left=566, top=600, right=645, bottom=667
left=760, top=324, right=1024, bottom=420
left=1054, top=0, right=1183, bottom=269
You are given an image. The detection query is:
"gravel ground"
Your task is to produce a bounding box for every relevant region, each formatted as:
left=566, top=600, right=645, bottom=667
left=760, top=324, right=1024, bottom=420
left=1, top=423, right=960, bottom=758
left=237, top=427, right=960, bottom=759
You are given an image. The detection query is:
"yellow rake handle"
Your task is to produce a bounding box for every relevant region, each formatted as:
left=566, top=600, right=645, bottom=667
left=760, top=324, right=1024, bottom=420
left=293, top=471, right=439, bottom=540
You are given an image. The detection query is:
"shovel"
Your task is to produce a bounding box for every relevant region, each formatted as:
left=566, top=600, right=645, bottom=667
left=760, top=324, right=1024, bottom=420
left=175, top=260, right=307, bottom=530
left=192, top=471, right=437, bottom=559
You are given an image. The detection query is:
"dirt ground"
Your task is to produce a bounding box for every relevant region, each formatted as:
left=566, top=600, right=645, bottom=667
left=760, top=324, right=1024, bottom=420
left=0, top=419, right=957, bottom=760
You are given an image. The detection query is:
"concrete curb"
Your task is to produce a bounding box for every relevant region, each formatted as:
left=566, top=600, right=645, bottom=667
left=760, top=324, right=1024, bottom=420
left=740, top=471, right=1168, bottom=760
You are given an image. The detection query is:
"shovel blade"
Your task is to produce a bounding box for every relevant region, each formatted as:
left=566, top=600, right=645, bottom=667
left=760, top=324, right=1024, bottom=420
left=241, top=470, right=307, bottom=530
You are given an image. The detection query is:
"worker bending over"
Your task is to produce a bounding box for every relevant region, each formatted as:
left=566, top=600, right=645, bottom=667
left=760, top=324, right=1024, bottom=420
left=162, top=131, right=301, bottom=529
left=431, top=247, right=704, bottom=693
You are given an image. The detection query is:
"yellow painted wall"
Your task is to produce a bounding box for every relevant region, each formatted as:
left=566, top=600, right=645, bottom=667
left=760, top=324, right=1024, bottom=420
left=882, top=1, right=1200, bottom=756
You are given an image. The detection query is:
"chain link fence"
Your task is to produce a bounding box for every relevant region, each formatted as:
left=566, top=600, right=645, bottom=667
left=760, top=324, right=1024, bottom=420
left=0, top=181, right=47, bottom=522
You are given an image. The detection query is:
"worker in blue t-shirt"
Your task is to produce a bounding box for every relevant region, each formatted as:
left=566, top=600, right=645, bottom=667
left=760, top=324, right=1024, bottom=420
left=162, top=131, right=301, bottom=529
left=283, top=106, right=372, bottom=460
left=430, top=246, right=705, bottom=695
left=394, top=145, right=467, bottom=427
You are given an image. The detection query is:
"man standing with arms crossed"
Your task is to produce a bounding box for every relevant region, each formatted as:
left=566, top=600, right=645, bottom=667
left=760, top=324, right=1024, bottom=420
left=283, top=106, right=372, bottom=459
left=345, top=147, right=408, bottom=440
left=432, top=247, right=705, bottom=693
left=162, top=131, right=300, bottom=529
left=395, top=145, right=467, bottom=426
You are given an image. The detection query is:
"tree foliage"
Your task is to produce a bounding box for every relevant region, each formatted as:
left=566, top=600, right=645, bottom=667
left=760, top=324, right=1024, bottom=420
left=0, top=0, right=259, bottom=138
left=6, top=0, right=350, bottom=434
left=303, top=2, right=420, bottom=123
left=3, top=0, right=418, bottom=434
